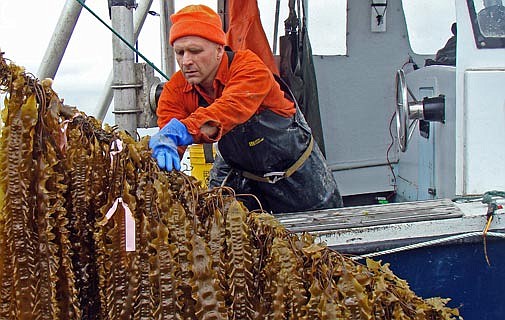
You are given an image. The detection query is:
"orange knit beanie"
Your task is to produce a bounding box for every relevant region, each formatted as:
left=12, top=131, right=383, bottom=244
left=169, top=5, right=226, bottom=45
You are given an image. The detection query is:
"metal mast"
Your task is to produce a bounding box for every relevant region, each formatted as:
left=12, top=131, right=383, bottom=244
left=110, top=0, right=138, bottom=138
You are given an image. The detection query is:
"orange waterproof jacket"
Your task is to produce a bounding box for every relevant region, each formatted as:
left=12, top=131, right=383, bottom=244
left=225, top=0, right=279, bottom=76
left=156, top=49, right=295, bottom=144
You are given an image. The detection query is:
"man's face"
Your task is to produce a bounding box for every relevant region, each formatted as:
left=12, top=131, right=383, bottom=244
left=173, top=36, right=223, bottom=88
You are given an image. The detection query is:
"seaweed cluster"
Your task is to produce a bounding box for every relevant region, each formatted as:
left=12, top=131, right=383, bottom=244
left=0, top=52, right=461, bottom=319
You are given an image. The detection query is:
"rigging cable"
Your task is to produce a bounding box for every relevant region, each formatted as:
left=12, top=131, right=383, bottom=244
left=74, top=0, right=169, bottom=80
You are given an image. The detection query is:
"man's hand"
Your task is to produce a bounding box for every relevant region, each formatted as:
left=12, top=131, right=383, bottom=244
left=149, top=119, right=194, bottom=171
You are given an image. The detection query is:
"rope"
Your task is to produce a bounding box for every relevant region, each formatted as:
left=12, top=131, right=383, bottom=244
left=351, top=231, right=505, bottom=261
left=74, top=0, right=169, bottom=80
left=452, top=190, right=505, bottom=203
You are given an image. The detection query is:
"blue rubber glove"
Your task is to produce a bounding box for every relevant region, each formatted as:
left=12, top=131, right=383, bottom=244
left=149, top=118, right=194, bottom=171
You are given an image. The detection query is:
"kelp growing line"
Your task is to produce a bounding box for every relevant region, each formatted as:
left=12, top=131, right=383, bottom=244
left=0, top=51, right=461, bottom=319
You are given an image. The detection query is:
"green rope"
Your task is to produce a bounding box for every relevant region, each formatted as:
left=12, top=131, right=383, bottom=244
left=482, top=190, right=505, bottom=203
left=74, top=0, right=170, bottom=80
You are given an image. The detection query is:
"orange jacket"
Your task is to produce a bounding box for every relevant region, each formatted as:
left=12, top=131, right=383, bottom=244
left=225, top=0, right=279, bottom=76
left=156, top=49, right=295, bottom=144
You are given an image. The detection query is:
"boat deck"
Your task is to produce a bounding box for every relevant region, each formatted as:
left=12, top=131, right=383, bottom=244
left=277, top=199, right=462, bottom=233
left=276, top=199, right=505, bottom=254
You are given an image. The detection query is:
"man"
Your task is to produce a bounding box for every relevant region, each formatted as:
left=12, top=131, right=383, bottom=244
left=425, top=22, right=457, bottom=67
left=149, top=4, right=342, bottom=213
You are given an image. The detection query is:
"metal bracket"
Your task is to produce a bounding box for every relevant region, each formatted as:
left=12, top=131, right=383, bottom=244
left=371, top=0, right=387, bottom=32
left=135, top=63, right=160, bottom=128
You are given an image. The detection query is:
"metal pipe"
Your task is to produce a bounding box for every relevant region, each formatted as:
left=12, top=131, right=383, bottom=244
left=37, top=0, right=85, bottom=79
left=94, top=0, right=154, bottom=121
left=111, top=2, right=138, bottom=137
left=272, top=0, right=281, bottom=54
left=160, top=0, right=175, bottom=76
left=218, top=0, right=228, bottom=31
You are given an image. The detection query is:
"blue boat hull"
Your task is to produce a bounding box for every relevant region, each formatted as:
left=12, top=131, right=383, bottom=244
left=377, top=239, right=505, bottom=319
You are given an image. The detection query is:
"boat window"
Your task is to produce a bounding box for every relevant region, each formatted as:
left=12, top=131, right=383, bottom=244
left=467, top=0, right=505, bottom=48
left=258, top=0, right=347, bottom=56
left=402, top=1, right=456, bottom=55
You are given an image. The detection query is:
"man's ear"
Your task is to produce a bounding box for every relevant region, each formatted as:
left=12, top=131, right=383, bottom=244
left=216, top=44, right=225, bottom=60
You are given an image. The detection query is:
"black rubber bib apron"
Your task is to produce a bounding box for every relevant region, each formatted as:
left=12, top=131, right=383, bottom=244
left=206, top=51, right=342, bottom=213
left=211, top=109, right=342, bottom=213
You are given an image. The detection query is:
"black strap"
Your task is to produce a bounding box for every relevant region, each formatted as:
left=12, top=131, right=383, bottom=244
left=203, top=143, right=214, bottom=163
left=225, top=49, right=235, bottom=66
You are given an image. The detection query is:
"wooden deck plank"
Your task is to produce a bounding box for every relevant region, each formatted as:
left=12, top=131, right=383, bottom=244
left=277, top=199, right=463, bottom=233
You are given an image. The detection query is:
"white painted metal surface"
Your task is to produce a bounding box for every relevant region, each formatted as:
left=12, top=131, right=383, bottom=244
left=455, top=0, right=505, bottom=195
left=463, top=69, right=505, bottom=194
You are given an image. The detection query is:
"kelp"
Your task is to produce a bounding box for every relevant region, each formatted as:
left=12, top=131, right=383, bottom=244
left=0, top=52, right=462, bottom=319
